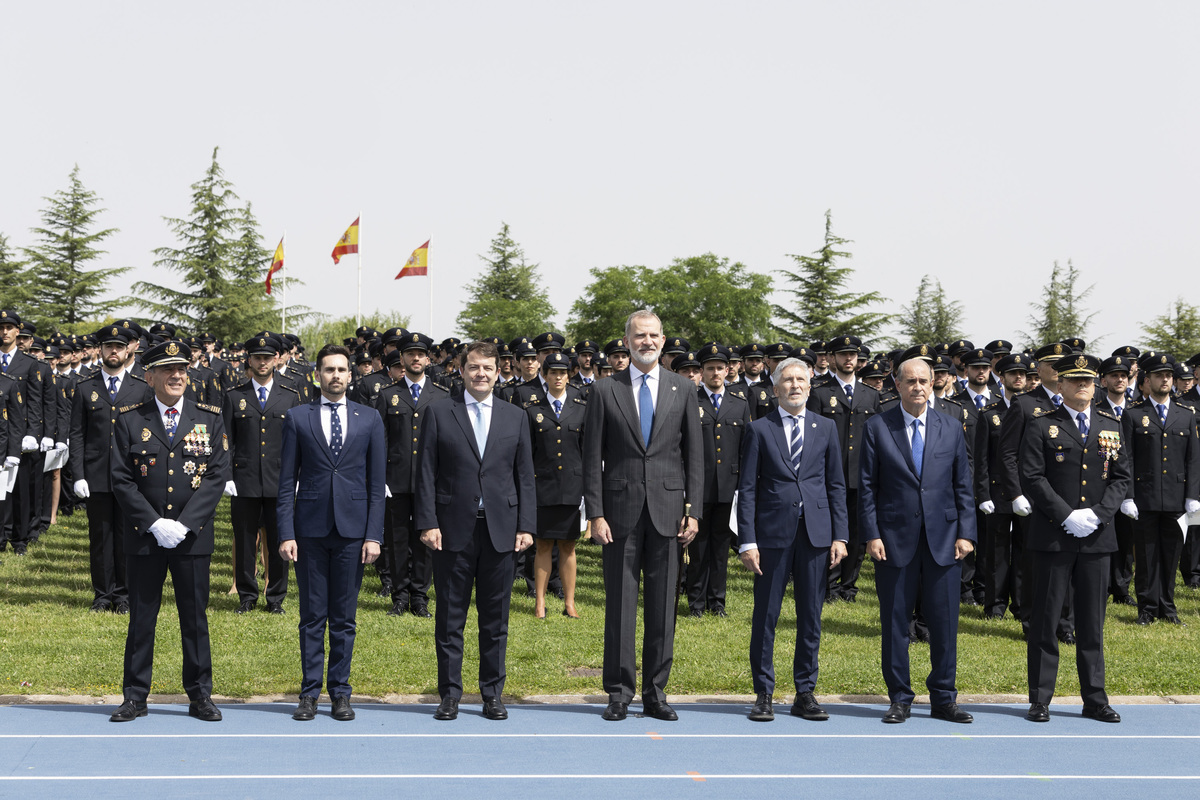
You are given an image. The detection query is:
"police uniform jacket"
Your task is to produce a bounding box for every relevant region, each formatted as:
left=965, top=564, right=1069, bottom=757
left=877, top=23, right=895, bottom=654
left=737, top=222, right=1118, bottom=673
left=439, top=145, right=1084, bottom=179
left=2, top=350, right=44, bottom=440
left=350, top=369, right=391, bottom=407
left=1121, top=397, right=1200, bottom=512
left=698, top=385, right=752, bottom=505
left=974, top=396, right=1012, bottom=505
left=376, top=377, right=450, bottom=494
left=807, top=379, right=880, bottom=490
left=735, top=377, right=777, bottom=421
left=221, top=379, right=302, bottom=497
left=1019, top=405, right=1131, bottom=553
left=68, top=371, right=153, bottom=492
left=997, top=384, right=1060, bottom=502
left=524, top=386, right=587, bottom=506
left=111, top=398, right=231, bottom=556
left=0, top=375, right=17, bottom=459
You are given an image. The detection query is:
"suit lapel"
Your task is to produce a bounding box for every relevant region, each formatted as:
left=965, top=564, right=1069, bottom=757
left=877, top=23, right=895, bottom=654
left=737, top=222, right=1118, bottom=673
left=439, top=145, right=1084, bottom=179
left=767, top=410, right=798, bottom=477
left=648, top=371, right=677, bottom=445
left=454, top=400, right=483, bottom=462
left=887, top=408, right=919, bottom=476
left=614, top=370, right=644, bottom=449
left=307, top=402, right=335, bottom=465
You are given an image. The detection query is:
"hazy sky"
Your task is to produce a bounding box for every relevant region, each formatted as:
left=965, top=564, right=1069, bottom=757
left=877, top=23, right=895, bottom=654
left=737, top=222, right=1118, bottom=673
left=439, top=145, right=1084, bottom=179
left=3, top=1, right=1197, bottom=350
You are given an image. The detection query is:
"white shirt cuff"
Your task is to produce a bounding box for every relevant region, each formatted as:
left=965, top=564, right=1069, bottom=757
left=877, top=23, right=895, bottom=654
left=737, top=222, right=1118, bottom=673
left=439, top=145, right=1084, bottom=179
left=738, top=543, right=758, bottom=553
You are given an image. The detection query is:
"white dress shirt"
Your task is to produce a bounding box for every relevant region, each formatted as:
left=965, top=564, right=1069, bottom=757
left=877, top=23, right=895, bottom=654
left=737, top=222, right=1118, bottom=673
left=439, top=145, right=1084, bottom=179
left=155, top=397, right=184, bottom=432
left=900, top=405, right=928, bottom=448
left=630, top=364, right=660, bottom=418
left=320, top=396, right=348, bottom=446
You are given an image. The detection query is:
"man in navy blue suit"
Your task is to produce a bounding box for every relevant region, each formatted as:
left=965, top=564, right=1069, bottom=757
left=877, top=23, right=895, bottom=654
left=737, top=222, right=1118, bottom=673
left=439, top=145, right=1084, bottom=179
left=860, top=355, right=977, bottom=724
left=737, top=357, right=849, bottom=722
left=277, top=343, right=386, bottom=722
left=415, top=340, right=536, bottom=722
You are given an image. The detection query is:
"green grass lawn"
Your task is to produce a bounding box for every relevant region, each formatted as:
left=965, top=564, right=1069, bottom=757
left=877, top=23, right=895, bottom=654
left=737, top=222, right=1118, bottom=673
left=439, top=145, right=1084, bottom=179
left=2, top=501, right=1199, bottom=699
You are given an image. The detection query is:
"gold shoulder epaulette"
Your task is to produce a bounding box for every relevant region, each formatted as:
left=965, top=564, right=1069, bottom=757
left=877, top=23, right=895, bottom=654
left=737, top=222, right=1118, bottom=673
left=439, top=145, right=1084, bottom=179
left=1095, top=408, right=1117, bottom=421
left=430, top=382, right=450, bottom=392
left=573, top=397, right=587, bottom=405
left=1032, top=407, right=1056, bottom=418
left=118, top=400, right=152, bottom=413
left=195, top=403, right=222, bottom=414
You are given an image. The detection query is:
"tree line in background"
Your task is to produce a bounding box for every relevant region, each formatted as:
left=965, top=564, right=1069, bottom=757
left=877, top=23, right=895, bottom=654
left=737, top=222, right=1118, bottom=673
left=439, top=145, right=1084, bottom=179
left=4, top=152, right=1200, bottom=356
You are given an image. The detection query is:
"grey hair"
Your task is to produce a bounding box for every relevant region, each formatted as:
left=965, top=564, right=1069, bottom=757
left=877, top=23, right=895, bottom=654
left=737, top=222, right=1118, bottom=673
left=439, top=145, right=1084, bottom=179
left=624, top=309, right=663, bottom=340
left=897, top=357, right=934, bottom=381
left=773, top=357, right=813, bottom=381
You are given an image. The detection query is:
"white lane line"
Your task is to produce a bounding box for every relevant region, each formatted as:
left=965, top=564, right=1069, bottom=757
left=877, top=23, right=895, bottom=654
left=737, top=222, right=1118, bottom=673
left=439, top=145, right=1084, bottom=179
left=1, top=774, right=1199, bottom=781
left=1, top=733, right=1198, bottom=739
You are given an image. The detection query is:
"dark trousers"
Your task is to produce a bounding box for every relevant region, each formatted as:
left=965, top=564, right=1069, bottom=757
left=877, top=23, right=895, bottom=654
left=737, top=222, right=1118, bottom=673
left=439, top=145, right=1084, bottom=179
left=829, top=488, right=863, bottom=599
left=1, top=452, right=35, bottom=546
left=231, top=496, right=288, bottom=605
left=601, top=505, right=679, bottom=705
left=874, top=532, right=962, bottom=706
left=28, top=451, right=46, bottom=537
left=431, top=515, right=515, bottom=700
left=294, top=532, right=365, bottom=698
left=1110, top=513, right=1136, bottom=600
left=86, top=492, right=127, bottom=605
left=983, top=512, right=1020, bottom=618
left=1134, top=511, right=1184, bottom=619
left=686, top=501, right=733, bottom=613
left=960, top=510, right=986, bottom=602
left=1027, top=550, right=1109, bottom=706
left=387, top=493, right=433, bottom=605
left=749, top=519, right=827, bottom=694
left=123, top=551, right=212, bottom=702
left=1180, top=527, right=1200, bottom=587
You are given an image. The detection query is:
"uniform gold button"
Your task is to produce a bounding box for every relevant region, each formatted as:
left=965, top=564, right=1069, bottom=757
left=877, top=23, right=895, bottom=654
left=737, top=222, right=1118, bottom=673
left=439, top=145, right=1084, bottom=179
left=556, top=453, right=561, bottom=457
left=167, top=487, right=173, bottom=492
left=557, top=465, right=562, bottom=470
left=167, top=504, right=173, bottom=510
left=1082, top=464, right=1087, bottom=470
left=261, top=441, right=266, bottom=445
left=1081, top=497, right=1086, bottom=502
left=170, top=453, right=174, bottom=458
left=413, top=437, right=418, bottom=442
left=168, top=470, right=174, bottom=475
left=1081, top=481, right=1086, bottom=486
left=716, top=435, right=721, bottom=440
left=413, top=450, right=418, bottom=455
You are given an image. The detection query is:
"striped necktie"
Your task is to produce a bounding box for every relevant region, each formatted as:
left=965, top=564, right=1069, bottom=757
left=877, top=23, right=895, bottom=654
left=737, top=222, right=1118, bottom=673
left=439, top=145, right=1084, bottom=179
left=788, top=415, right=803, bottom=470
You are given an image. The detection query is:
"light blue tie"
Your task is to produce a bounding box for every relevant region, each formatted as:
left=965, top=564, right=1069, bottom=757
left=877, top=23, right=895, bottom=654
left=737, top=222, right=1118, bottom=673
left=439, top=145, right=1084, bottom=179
left=473, top=402, right=487, bottom=457
left=1077, top=411, right=1089, bottom=438
left=639, top=374, right=654, bottom=447
left=911, top=419, right=924, bottom=477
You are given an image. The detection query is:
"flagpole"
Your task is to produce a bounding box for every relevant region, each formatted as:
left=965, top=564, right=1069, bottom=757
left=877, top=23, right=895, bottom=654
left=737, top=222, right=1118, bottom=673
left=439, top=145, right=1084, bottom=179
left=281, top=229, right=288, bottom=332
left=356, top=210, right=363, bottom=328
left=428, top=237, right=434, bottom=336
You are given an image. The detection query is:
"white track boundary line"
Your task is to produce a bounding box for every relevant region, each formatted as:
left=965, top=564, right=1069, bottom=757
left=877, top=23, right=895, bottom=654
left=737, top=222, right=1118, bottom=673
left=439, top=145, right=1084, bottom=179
left=1, top=733, right=1197, bottom=740
left=1, top=774, right=1199, bottom=782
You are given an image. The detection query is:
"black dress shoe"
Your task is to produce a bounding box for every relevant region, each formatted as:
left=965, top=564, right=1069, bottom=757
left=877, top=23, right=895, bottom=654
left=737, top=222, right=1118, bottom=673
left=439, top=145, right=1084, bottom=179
left=376, top=582, right=393, bottom=598
left=109, top=699, right=147, bottom=722
left=331, top=696, right=355, bottom=721
left=482, top=697, right=508, bottom=720
left=1026, top=702, right=1050, bottom=722
left=1082, top=704, right=1121, bottom=723
left=90, top=600, right=112, bottom=613
left=1162, top=614, right=1186, bottom=626
left=387, top=602, right=407, bottom=617
left=688, top=609, right=704, bottom=618
left=410, top=602, right=432, bottom=618
left=791, top=691, right=829, bottom=721
left=293, top=696, right=317, bottom=721
left=601, top=701, right=628, bottom=721
left=12, top=544, right=26, bottom=556
left=711, top=607, right=727, bottom=618
left=881, top=702, right=911, bottom=724
left=644, top=701, right=678, bottom=721
left=1058, top=632, right=1077, bottom=645
left=188, top=697, right=222, bottom=722
left=266, top=602, right=284, bottom=615
left=749, top=693, right=774, bottom=722
left=114, top=601, right=129, bottom=615
left=433, top=696, right=459, bottom=720
left=931, top=703, right=973, bottom=723
left=1135, top=612, right=1155, bottom=626
left=236, top=599, right=255, bottom=614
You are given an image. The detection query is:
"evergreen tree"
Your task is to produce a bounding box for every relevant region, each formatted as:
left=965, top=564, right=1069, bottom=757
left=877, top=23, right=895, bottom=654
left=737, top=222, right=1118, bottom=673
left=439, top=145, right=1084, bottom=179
left=0, top=234, right=32, bottom=312
left=1140, top=298, right=1200, bottom=357
left=22, top=165, right=128, bottom=334
left=565, top=265, right=650, bottom=344
left=456, top=223, right=554, bottom=341
left=772, top=210, right=892, bottom=346
left=1023, top=259, right=1097, bottom=347
left=644, top=254, right=773, bottom=344
left=895, top=274, right=966, bottom=346
left=219, top=203, right=311, bottom=336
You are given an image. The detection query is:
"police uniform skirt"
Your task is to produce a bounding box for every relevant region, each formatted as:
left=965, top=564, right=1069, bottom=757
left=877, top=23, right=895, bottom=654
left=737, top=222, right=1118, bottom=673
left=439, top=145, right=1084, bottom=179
left=536, top=504, right=582, bottom=540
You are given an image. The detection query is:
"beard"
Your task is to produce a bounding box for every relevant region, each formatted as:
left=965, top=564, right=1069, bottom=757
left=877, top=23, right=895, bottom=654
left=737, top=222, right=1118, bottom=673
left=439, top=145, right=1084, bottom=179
left=630, top=348, right=660, bottom=368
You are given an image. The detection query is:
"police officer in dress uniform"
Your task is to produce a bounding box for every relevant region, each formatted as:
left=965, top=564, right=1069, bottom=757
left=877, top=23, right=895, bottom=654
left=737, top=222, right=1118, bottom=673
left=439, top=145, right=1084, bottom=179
left=1095, top=356, right=1137, bottom=605
left=222, top=335, right=302, bottom=614
left=1020, top=354, right=1129, bottom=724
left=687, top=344, right=751, bottom=616
left=108, top=339, right=230, bottom=723
left=0, top=310, right=44, bottom=556
left=1119, top=353, right=1200, bottom=625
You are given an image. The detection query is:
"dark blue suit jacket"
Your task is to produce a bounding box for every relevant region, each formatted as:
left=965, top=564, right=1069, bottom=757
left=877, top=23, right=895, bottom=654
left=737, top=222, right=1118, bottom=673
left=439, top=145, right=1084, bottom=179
left=414, top=396, right=537, bottom=553
left=737, top=408, right=848, bottom=549
left=276, top=399, right=387, bottom=543
left=859, top=404, right=977, bottom=568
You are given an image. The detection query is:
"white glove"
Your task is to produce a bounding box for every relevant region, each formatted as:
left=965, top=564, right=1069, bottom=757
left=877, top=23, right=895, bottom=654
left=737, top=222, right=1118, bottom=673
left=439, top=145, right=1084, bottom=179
left=385, top=485, right=392, bottom=498
left=1083, top=509, right=1101, bottom=528
left=224, top=480, right=238, bottom=497
left=39, top=436, right=53, bottom=452
left=74, top=479, right=90, bottom=499
left=1063, top=508, right=1099, bottom=538
left=979, top=500, right=996, bottom=515
left=1120, top=499, right=1139, bottom=520
left=4, top=456, right=20, bottom=468
left=55, top=442, right=67, bottom=451
left=1186, top=499, right=1200, bottom=515
left=1012, top=495, right=1032, bottom=517
left=20, top=436, right=38, bottom=453
left=149, top=519, right=185, bottom=549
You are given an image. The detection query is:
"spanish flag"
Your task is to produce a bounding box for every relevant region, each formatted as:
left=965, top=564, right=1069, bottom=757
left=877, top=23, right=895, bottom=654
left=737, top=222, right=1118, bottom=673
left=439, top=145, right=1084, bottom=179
left=265, top=237, right=284, bottom=295
left=331, top=217, right=360, bottom=264
left=395, top=239, right=429, bottom=280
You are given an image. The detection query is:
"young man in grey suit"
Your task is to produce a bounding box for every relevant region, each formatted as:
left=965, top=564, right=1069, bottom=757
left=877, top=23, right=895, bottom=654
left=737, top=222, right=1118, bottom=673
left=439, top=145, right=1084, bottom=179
left=583, top=310, right=704, bottom=722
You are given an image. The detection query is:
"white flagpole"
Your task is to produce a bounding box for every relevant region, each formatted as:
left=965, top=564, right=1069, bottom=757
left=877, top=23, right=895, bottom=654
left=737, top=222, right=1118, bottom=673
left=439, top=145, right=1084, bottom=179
left=281, top=229, right=288, bottom=332
left=356, top=210, right=363, bottom=328
left=428, top=237, right=434, bottom=335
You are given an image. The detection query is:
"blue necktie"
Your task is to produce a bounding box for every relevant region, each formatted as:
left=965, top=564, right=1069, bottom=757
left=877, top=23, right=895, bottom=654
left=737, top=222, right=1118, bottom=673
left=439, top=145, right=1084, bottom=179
left=1077, top=411, right=1089, bottom=439
left=975, top=394, right=985, bottom=410
left=639, top=374, right=654, bottom=447
left=327, top=402, right=343, bottom=457
left=1, top=353, right=8, bottom=373
left=411, top=382, right=421, bottom=403
left=789, top=415, right=803, bottom=470
left=108, top=375, right=119, bottom=400
left=552, top=398, right=562, bottom=418
left=1115, top=405, right=1123, bottom=418
left=473, top=402, right=487, bottom=457
left=712, top=393, right=721, bottom=411
left=911, top=419, right=924, bottom=477
left=165, top=408, right=178, bottom=442
left=1051, top=394, right=1063, bottom=407
left=1157, top=403, right=1167, bottom=425
left=258, top=386, right=267, bottom=409
left=844, top=383, right=853, bottom=403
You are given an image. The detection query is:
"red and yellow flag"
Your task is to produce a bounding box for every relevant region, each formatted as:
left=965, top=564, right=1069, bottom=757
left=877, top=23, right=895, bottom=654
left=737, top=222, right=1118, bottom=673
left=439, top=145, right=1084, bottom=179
left=331, top=217, right=360, bottom=264
left=265, top=237, right=284, bottom=295
left=395, top=239, right=429, bottom=280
